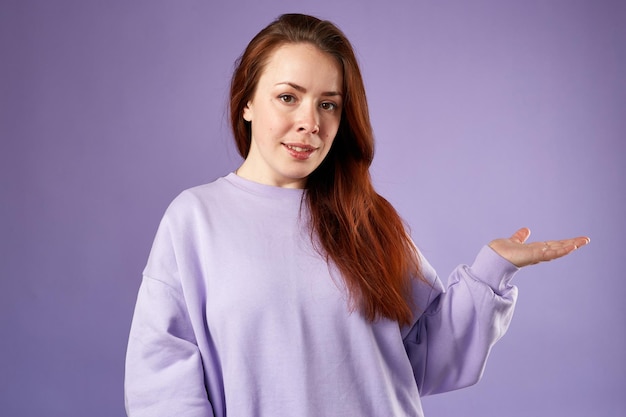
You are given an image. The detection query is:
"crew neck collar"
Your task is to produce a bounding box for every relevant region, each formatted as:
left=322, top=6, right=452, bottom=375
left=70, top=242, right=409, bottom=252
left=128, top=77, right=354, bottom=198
left=223, top=172, right=306, bottom=199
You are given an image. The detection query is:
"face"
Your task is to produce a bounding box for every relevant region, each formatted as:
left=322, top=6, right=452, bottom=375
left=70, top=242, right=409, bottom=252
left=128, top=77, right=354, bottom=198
left=238, top=43, right=343, bottom=189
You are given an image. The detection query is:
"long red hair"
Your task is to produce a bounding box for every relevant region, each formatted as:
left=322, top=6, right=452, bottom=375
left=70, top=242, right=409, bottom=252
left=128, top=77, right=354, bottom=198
left=230, top=14, right=422, bottom=325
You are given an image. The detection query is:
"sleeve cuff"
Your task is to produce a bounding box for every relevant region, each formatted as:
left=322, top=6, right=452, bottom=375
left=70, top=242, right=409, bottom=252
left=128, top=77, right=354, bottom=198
left=468, top=245, right=519, bottom=294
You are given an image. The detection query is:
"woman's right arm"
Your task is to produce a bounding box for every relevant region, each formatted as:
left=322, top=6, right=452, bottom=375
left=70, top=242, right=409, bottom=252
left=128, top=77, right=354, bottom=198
left=124, top=214, right=215, bottom=417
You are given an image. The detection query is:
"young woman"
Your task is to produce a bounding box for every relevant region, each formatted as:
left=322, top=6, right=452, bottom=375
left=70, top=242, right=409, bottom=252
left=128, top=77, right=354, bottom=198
left=124, top=13, right=589, bottom=417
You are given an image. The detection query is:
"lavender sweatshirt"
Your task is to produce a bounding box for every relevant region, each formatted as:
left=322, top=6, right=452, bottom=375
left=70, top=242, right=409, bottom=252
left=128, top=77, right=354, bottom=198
left=124, top=173, right=518, bottom=417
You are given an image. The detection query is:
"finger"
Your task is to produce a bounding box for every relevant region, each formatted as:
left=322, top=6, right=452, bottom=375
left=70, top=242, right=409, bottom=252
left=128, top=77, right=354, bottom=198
left=572, top=236, right=591, bottom=248
left=547, top=236, right=591, bottom=250
left=510, top=227, right=531, bottom=244
left=541, top=246, right=577, bottom=262
left=540, top=237, right=590, bottom=262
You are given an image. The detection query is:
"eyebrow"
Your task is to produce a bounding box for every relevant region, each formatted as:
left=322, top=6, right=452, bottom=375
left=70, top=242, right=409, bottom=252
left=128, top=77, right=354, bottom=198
left=276, top=82, right=343, bottom=97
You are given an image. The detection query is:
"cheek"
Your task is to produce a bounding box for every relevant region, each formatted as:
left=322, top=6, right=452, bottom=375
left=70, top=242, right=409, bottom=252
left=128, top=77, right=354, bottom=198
left=264, top=111, right=292, bottom=134
left=251, top=113, right=285, bottom=140
left=324, top=119, right=341, bottom=142
left=322, top=128, right=338, bottom=152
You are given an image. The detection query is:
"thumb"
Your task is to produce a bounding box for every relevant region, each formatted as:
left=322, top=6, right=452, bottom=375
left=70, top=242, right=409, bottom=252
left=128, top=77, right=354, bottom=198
left=511, top=227, right=531, bottom=244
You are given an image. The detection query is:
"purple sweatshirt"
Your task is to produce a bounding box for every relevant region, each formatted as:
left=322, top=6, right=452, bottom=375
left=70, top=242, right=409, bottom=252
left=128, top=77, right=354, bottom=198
left=124, top=173, right=518, bottom=417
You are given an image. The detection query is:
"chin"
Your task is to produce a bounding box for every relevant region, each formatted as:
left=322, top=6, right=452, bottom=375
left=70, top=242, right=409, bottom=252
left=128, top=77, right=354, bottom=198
left=283, top=165, right=317, bottom=179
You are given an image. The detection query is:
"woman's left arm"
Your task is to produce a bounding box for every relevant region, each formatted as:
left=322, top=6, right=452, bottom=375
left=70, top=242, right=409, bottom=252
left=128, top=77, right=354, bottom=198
left=404, top=228, right=589, bottom=396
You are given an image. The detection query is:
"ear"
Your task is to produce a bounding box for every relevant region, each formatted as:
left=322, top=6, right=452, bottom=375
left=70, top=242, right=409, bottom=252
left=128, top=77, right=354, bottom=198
left=242, top=101, right=252, bottom=122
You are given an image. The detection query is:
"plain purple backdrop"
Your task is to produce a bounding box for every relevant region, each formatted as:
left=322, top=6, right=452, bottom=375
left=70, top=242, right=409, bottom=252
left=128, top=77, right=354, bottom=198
left=1, top=1, right=624, bottom=416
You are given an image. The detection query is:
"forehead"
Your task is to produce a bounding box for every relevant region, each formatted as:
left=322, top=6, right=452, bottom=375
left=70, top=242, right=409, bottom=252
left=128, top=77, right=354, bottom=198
left=259, top=43, right=343, bottom=90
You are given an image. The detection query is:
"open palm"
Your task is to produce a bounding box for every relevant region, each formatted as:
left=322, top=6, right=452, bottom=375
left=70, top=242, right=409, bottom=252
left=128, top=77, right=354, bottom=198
left=489, top=227, right=590, bottom=268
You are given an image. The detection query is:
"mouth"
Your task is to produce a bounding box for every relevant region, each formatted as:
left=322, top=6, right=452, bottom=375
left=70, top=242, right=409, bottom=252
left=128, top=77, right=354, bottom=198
left=282, top=143, right=318, bottom=160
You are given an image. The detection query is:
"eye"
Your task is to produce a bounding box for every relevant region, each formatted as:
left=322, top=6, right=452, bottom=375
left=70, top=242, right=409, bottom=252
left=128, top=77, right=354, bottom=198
left=279, top=94, right=296, bottom=104
left=320, top=102, right=337, bottom=111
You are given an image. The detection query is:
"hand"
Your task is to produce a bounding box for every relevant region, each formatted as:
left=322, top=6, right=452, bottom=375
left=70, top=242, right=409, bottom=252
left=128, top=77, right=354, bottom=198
left=488, top=227, right=590, bottom=268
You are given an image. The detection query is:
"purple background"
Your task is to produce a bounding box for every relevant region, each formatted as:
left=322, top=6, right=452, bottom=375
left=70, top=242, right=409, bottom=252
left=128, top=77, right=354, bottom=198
left=1, top=1, right=624, bottom=416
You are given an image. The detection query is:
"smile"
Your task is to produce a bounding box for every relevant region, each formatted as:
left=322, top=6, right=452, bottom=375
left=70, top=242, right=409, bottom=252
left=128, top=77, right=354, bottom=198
left=286, top=144, right=315, bottom=152
left=283, top=143, right=318, bottom=160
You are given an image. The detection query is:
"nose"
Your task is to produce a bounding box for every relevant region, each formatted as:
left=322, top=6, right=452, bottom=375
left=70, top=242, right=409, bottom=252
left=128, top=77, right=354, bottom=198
left=296, top=102, right=320, bottom=135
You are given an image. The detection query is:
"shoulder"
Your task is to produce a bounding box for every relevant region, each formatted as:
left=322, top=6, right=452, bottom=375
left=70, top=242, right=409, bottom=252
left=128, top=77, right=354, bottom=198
left=146, top=176, right=239, bottom=245
left=163, top=175, right=233, bottom=219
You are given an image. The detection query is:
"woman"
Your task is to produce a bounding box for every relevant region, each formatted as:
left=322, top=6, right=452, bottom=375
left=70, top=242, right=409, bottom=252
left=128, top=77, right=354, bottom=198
left=124, top=13, right=589, bottom=417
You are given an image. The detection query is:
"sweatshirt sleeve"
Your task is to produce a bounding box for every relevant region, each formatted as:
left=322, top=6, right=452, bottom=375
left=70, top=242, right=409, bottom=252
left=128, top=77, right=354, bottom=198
left=124, top=214, right=215, bottom=417
left=403, top=245, right=519, bottom=396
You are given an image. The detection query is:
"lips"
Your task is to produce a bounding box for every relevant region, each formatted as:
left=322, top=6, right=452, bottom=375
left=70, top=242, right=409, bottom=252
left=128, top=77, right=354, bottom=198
left=283, top=143, right=317, bottom=160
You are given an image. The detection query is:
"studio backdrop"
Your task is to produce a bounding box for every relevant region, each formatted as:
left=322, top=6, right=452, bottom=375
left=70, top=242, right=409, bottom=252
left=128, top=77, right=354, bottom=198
left=1, top=1, right=624, bottom=416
